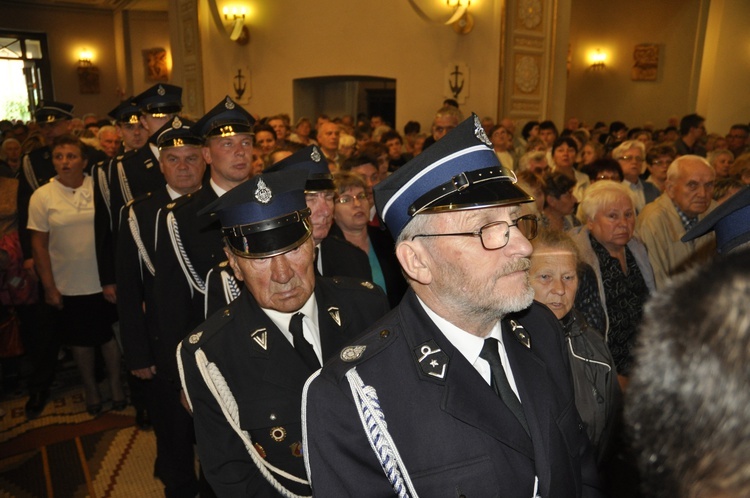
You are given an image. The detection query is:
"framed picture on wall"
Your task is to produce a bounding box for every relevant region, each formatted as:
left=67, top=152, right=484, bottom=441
left=143, top=48, right=169, bottom=82
left=632, top=44, right=659, bottom=81
left=77, top=66, right=100, bottom=94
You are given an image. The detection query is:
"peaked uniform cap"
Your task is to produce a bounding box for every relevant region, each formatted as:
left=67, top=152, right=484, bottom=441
left=374, top=113, right=533, bottom=239
left=199, top=170, right=311, bottom=258
left=263, top=145, right=334, bottom=192
left=155, top=117, right=202, bottom=149
left=35, top=101, right=74, bottom=123
left=134, top=84, right=183, bottom=115
left=108, top=97, right=141, bottom=124
left=194, top=96, right=255, bottom=140
left=682, top=186, right=750, bottom=254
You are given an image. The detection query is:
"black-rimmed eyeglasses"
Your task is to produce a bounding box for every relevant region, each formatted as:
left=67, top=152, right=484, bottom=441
left=411, top=214, right=538, bottom=250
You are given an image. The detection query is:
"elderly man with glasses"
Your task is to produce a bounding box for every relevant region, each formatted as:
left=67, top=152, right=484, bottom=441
left=303, top=114, right=602, bottom=497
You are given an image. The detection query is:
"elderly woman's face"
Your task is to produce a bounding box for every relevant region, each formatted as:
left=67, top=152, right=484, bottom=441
left=529, top=247, right=578, bottom=320
left=587, top=193, right=635, bottom=252
left=334, top=186, right=369, bottom=232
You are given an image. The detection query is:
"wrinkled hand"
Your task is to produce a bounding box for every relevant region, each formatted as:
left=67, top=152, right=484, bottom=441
left=131, top=366, right=157, bottom=380
left=103, top=284, right=117, bottom=304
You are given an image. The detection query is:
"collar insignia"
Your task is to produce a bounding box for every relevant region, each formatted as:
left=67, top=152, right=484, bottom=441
left=188, top=331, right=203, bottom=344
left=251, top=328, right=268, bottom=350
left=414, top=340, right=448, bottom=379
left=254, top=177, right=272, bottom=203
left=328, top=306, right=341, bottom=326
left=509, top=319, right=531, bottom=348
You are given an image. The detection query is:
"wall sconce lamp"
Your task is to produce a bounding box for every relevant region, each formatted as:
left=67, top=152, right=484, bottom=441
left=78, top=49, right=93, bottom=67
left=445, top=0, right=474, bottom=34
left=223, top=6, right=249, bottom=45
left=590, top=49, right=607, bottom=70
left=76, top=48, right=100, bottom=94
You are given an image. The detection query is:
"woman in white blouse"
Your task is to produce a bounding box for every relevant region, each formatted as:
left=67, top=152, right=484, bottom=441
left=28, top=135, right=124, bottom=416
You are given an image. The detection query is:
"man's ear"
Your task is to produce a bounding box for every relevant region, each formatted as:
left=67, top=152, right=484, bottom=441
left=202, top=145, right=212, bottom=165
left=396, top=240, right=433, bottom=286
left=223, top=247, right=244, bottom=282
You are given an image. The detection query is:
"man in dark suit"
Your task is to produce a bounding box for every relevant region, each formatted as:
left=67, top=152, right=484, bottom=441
left=203, top=144, right=372, bottom=316
left=179, top=170, right=389, bottom=496
left=303, top=114, right=602, bottom=497
left=116, top=117, right=206, bottom=497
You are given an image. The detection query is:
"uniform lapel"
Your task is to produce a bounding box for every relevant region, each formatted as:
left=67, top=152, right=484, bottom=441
left=238, top=292, right=315, bottom=394
left=502, top=318, right=557, bottom=487
left=399, top=292, right=535, bottom=459
left=315, top=279, right=351, bottom=361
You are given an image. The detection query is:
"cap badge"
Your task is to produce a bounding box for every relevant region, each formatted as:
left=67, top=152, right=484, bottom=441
left=172, top=117, right=182, bottom=129
left=157, top=85, right=166, bottom=96
left=46, top=115, right=55, bottom=122
left=414, top=340, right=449, bottom=379
left=340, top=345, right=366, bottom=362
left=310, top=147, right=321, bottom=162
left=225, top=97, right=235, bottom=110
left=254, top=178, right=272, bottom=204
left=251, top=328, right=268, bottom=350
left=360, top=281, right=374, bottom=289
left=188, top=331, right=203, bottom=344
left=327, top=306, right=341, bottom=326
left=473, top=114, right=492, bottom=147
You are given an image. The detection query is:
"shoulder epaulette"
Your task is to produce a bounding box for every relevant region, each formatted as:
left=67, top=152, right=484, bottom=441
left=182, top=305, right=236, bottom=352
left=327, top=318, right=398, bottom=381
left=328, top=275, right=381, bottom=293
left=165, top=191, right=195, bottom=211
left=126, top=191, right=153, bottom=208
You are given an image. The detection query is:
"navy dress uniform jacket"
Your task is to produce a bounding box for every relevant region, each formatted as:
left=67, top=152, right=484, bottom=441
left=179, top=277, right=390, bottom=497
left=95, top=144, right=165, bottom=287
left=116, top=187, right=171, bottom=370
left=303, top=290, right=603, bottom=497
left=152, top=184, right=222, bottom=386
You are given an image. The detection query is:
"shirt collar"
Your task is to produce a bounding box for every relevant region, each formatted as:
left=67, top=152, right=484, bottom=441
left=261, top=291, right=318, bottom=335
left=416, top=295, right=503, bottom=366
left=209, top=178, right=228, bottom=197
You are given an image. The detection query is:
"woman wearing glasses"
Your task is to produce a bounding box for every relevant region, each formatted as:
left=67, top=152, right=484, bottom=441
left=331, top=171, right=406, bottom=308
left=644, top=143, right=678, bottom=192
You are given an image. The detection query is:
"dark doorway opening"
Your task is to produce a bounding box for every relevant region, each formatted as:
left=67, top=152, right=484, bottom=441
left=293, top=76, right=396, bottom=129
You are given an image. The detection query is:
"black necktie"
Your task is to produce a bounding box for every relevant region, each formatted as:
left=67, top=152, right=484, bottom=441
left=289, top=313, right=320, bottom=371
left=479, top=337, right=530, bottom=436
left=313, top=246, right=321, bottom=276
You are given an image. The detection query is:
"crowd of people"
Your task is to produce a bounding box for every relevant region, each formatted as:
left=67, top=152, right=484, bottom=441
left=1, top=87, right=750, bottom=497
